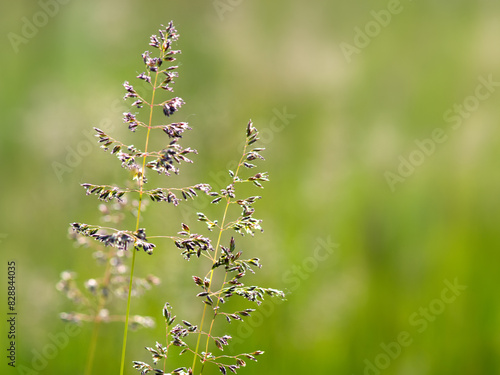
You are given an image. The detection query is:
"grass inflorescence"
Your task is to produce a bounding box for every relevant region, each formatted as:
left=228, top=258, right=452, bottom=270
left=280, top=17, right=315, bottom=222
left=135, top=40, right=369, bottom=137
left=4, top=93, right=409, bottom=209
left=59, top=21, right=285, bottom=375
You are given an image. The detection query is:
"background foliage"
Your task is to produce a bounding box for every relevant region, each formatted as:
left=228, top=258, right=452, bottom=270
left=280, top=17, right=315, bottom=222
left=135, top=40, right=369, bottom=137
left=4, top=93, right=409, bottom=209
left=1, top=1, right=500, bottom=374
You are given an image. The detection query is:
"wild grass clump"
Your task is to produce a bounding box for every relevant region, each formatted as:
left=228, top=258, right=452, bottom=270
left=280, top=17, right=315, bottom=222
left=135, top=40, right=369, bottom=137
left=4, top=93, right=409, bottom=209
left=59, top=21, right=285, bottom=375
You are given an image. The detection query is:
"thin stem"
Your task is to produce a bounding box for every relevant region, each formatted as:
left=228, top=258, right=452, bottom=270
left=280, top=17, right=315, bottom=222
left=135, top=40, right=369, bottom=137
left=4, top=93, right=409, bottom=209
left=119, top=249, right=137, bottom=375
left=84, top=247, right=115, bottom=375
left=193, top=142, right=248, bottom=374
left=192, top=202, right=229, bottom=373
left=85, top=318, right=101, bottom=375
left=119, top=66, right=161, bottom=375
left=163, top=323, right=169, bottom=373
left=198, top=272, right=228, bottom=374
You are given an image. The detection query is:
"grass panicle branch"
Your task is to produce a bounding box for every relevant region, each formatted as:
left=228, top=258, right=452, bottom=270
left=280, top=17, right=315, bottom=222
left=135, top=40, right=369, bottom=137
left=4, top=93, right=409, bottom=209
left=59, top=21, right=284, bottom=375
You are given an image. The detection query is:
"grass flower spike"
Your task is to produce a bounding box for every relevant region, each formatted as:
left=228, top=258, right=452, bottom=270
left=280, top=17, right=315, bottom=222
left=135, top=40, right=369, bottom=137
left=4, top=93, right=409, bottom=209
left=59, top=21, right=285, bottom=375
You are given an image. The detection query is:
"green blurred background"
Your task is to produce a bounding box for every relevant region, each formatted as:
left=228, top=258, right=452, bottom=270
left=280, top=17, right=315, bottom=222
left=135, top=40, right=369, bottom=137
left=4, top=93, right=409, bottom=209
left=1, top=0, right=500, bottom=374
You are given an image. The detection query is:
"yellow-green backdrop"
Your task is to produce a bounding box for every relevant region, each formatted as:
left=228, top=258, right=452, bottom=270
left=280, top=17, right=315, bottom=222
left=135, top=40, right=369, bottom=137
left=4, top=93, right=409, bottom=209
left=1, top=1, right=500, bottom=374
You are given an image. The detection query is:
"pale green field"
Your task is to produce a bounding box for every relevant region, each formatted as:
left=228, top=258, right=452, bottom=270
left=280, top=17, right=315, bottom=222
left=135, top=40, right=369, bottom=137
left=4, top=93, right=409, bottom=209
left=1, top=1, right=500, bottom=374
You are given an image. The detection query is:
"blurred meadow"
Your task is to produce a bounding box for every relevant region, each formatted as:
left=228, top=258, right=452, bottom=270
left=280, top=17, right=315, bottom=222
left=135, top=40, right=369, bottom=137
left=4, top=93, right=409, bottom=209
left=1, top=0, right=500, bottom=374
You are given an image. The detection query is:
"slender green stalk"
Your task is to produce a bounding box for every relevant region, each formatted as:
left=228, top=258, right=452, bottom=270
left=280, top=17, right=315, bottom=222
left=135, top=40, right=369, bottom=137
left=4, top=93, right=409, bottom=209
left=64, top=22, right=282, bottom=375
left=192, top=203, right=229, bottom=373
left=85, top=245, right=115, bottom=375
left=193, top=145, right=248, bottom=374
left=119, top=63, right=161, bottom=375
left=198, top=273, right=227, bottom=375
left=85, top=320, right=100, bottom=375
